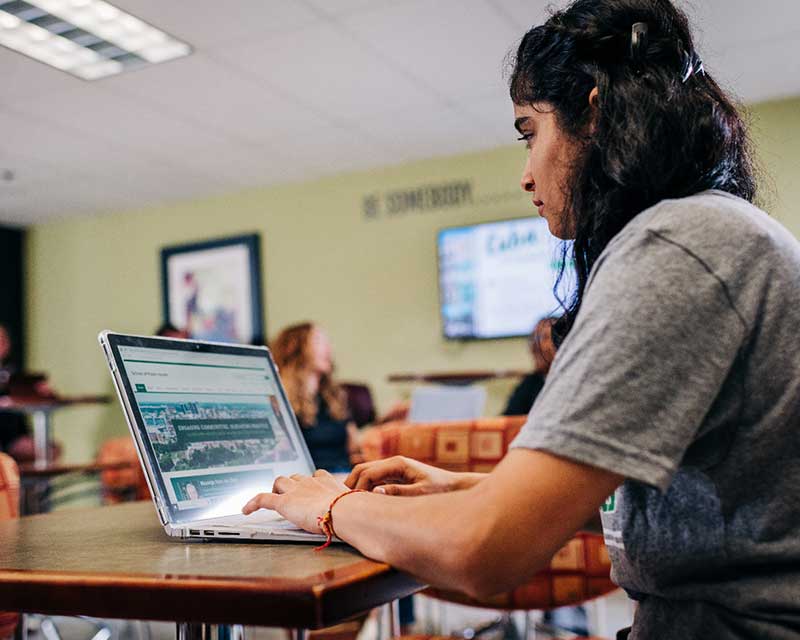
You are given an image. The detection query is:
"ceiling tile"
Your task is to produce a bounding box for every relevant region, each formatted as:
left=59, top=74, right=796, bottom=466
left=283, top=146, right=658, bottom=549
left=302, top=0, right=398, bottom=18
left=8, top=84, right=234, bottom=171
left=712, top=36, right=800, bottom=104
left=112, top=0, right=320, bottom=49
left=483, top=0, right=551, bottom=31
left=202, top=124, right=390, bottom=190
left=1, top=47, right=84, bottom=101
left=341, top=0, right=522, bottom=100
left=355, top=104, right=508, bottom=166
left=0, top=152, right=234, bottom=225
left=680, top=0, right=800, bottom=54
left=214, top=21, right=442, bottom=125
left=458, top=91, right=518, bottom=145
left=0, top=107, right=162, bottom=177
left=101, top=53, right=322, bottom=145
left=0, top=104, right=232, bottom=222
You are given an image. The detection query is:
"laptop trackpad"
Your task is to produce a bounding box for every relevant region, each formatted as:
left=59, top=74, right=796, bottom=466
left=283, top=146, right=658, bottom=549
left=200, top=510, right=302, bottom=530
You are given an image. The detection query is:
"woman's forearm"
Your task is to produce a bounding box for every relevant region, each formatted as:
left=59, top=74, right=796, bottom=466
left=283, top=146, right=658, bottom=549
left=331, top=487, right=494, bottom=592
left=328, top=451, right=622, bottom=599
left=451, top=471, right=489, bottom=491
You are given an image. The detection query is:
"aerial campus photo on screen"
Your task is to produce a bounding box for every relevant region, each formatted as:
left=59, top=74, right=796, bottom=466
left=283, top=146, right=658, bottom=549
left=139, top=399, right=298, bottom=472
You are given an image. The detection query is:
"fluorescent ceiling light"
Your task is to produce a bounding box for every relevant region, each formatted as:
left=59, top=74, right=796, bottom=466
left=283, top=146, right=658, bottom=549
left=0, top=0, right=191, bottom=80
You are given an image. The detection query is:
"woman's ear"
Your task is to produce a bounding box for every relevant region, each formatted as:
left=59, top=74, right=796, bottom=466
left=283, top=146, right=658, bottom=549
left=589, top=86, right=599, bottom=108
left=588, top=86, right=600, bottom=134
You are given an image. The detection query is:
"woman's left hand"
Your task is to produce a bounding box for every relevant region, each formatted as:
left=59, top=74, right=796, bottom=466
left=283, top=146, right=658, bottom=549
left=242, top=469, right=348, bottom=534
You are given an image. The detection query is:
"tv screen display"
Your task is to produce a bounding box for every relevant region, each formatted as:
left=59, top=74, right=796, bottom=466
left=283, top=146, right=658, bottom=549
left=438, top=217, right=564, bottom=340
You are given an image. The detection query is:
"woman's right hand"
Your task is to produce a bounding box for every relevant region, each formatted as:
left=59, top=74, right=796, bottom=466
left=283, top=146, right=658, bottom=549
left=345, top=456, right=481, bottom=496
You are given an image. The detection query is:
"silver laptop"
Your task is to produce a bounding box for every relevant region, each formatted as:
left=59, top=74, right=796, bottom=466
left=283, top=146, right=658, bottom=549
left=99, top=331, right=324, bottom=543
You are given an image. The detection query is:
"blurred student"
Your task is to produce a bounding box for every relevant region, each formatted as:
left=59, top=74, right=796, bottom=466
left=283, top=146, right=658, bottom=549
left=0, top=324, right=26, bottom=454
left=0, top=324, right=59, bottom=462
left=270, top=322, right=360, bottom=473
left=502, top=317, right=557, bottom=416
left=155, top=323, right=190, bottom=339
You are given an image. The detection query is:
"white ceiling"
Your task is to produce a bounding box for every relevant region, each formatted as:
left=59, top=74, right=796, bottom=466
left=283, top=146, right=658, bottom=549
left=1, top=0, right=799, bottom=226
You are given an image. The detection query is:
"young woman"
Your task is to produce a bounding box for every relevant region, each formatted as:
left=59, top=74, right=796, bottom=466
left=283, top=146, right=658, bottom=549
left=270, top=322, right=360, bottom=473
left=502, top=316, right=557, bottom=416
left=245, top=1, right=800, bottom=637
left=0, top=324, right=27, bottom=454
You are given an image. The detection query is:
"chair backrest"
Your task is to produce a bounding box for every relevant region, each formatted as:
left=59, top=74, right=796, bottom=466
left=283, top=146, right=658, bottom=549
left=0, top=453, right=20, bottom=637
left=96, top=436, right=150, bottom=504
left=361, top=417, right=526, bottom=472
left=0, top=452, right=20, bottom=520
left=408, top=385, right=487, bottom=423
left=341, top=382, right=377, bottom=427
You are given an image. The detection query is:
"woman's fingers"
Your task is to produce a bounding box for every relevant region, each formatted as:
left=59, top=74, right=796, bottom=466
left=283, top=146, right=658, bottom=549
left=374, top=483, right=425, bottom=497
left=344, top=464, right=365, bottom=488
left=242, top=492, right=281, bottom=514
left=273, top=475, right=297, bottom=493
left=347, top=457, right=412, bottom=490
left=346, top=462, right=383, bottom=490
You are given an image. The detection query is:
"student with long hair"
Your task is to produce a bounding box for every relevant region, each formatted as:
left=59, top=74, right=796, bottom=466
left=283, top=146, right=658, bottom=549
left=270, top=322, right=359, bottom=473
left=245, top=2, right=800, bottom=637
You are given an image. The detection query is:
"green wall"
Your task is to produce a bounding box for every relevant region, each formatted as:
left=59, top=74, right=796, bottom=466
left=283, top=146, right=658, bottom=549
left=26, top=96, right=800, bottom=464
left=749, top=98, right=800, bottom=238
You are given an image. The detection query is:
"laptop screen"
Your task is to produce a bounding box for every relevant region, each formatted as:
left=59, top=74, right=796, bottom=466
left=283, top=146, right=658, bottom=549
left=106, top=336, right=314, bottom=524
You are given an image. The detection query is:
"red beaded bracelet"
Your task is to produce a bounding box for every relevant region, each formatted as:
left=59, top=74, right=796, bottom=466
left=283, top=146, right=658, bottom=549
left=315, top=489, right=365, bottom=551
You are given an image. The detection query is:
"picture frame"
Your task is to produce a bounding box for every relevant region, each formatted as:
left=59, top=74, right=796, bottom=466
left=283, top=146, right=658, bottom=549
left=160, top=234, right=264, bottom=345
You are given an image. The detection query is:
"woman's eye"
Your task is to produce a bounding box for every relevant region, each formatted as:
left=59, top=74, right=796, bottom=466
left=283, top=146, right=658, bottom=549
left=517, top=133, right=534, bottom=149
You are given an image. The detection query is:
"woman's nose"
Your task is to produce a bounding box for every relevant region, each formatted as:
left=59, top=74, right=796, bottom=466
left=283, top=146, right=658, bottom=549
left=520, top=158, right=534, bottom=192
left=520, top=175, right=535, bottom=192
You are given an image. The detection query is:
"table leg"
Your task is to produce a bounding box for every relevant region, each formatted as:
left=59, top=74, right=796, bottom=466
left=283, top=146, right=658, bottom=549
left=381, top=601, right=400, bottom=640
left=32, top=410, right=51, bottom=466
left=218, top=626, right=245, bottom=640
left=13, top=613, right=28, bottom=640
left=176, top=623, right=245, bottom=640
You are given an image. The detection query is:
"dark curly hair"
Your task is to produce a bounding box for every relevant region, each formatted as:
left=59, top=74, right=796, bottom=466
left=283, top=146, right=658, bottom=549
left=508, top=0, right=756, bottom=344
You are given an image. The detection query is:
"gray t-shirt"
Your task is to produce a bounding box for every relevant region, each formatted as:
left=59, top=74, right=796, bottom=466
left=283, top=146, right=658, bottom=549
left=511, top=191, right=800, bottom=639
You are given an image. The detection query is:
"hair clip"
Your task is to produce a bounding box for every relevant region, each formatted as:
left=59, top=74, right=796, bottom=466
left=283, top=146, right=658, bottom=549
left=630, top=22, right=649, bottom=62
left=681, top=49, right=705, bottom=83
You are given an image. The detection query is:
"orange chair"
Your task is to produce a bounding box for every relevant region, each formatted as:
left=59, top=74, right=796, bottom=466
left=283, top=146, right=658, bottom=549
left=361, top=416, right=527, bottom=472
left=361, top=417, right=618, bottom=634
left=0, top=453, right=20, bottom=639
left=96, top=436, right=150, bottom=504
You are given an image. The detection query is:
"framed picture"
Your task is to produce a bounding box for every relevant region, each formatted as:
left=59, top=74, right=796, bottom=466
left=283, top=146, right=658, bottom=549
left=160, top=234, right=264, bottom=345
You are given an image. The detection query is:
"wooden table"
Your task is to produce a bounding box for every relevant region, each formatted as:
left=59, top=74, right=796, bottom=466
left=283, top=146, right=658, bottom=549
left=0, top=395, right=110, bottom=466
left=0, top=501, right=422, bottom=638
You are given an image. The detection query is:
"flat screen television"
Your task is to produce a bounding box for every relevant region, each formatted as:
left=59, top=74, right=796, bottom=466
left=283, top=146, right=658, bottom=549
left=437, top=217, right=566, bottom=340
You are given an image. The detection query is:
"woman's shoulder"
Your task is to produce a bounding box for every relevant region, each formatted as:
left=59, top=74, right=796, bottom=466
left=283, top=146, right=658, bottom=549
left=589, top=191, right=800, bottom=323
left=607, top=190, right=800, bottom=268
left=630, top=191, right=787, bottom=244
